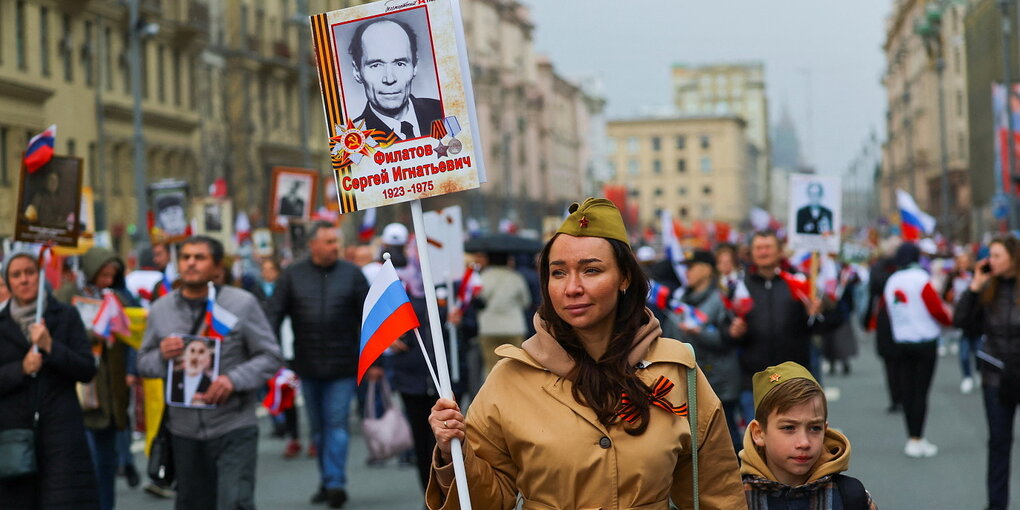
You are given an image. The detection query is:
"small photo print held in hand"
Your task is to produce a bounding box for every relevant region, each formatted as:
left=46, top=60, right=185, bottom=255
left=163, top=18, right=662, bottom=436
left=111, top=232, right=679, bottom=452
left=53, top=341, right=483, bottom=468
left=166, top=335, right=221, bottom=408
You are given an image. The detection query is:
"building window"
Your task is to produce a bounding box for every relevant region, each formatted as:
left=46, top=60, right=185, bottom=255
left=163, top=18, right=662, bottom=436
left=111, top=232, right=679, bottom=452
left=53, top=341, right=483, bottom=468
left=16, top=1, right=26, bottom=70
left=40, top=6, right=50, bottom=77
left=67, top=138, right=75, bottom=157
left=703, top=185, right=712, bottom=195
left=121, top=30, right=130, bottom=93
left=104, top=27, right=112, bottom=90
left=607, top=160, right=616, bottom=176
left=0, top=127, right=8, bottom=185
left=654, top=188, right=663, bottom=197
left=629, top=188, right=640, bottom=197
left=653, top=160, right=662, bottom=174
left=700, top=156, right=712, bottom=173
left=680, top=206, right=689, bottom=218
left=627, top=137, right=639, bottom=153
left=677, top=159, right=686, bottom=173
left=958, top=133, right=966, bottom=159
left=141, top=40, right=149, bottom=99
left=700, top=204, right=713, bottom=217
left=676, top=135, right=686, bottom=149
left=628, top=159, right=639, bottom=176
left=173, top=49, right=182, bottom=106
left=700, top=135, right=710, bottom=149
left=83, top=21, right=93, bottom=86
left=956, top=90, right=963, bottom=118
left=157, top=45, right=166, bottom=102
left=651, top=137, right=661, bottom=151
left=678, top=186, right=687, bottom=196
left=607, top=137, right=617, bottom=154
left=61, top=15, right=73, bottom=82
left=88, top=142, right=98, bottom=191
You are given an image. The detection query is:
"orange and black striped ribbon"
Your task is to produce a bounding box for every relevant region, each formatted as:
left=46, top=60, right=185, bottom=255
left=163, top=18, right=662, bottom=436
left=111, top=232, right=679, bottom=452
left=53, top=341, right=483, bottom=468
left=618, top=375, right=689, bottom=423
left=311, top=13, right=358, bottom=213
left=431, top=119, right=448, bottom=140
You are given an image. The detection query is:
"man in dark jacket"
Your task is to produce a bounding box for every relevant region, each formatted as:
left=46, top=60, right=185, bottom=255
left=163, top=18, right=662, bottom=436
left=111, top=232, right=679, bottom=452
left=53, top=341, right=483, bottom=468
left=267, top=221, right=369, bottom=508
left=728, top=231, right=827, bottom=422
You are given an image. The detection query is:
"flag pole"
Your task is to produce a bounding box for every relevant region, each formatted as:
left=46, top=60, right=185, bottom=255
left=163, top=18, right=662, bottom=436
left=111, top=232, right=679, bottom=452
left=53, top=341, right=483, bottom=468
left=409, top=199, right=472, bottom=509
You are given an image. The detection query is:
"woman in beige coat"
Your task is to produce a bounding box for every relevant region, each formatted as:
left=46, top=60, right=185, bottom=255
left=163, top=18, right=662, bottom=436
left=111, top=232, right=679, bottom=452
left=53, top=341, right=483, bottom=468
left=428, top=198, right=745, bottom=510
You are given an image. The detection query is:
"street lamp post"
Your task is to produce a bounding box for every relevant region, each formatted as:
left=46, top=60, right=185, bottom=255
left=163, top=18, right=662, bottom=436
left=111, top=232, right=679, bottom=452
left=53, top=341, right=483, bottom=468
left=916, top=2, right=953, bottom=241
left=129, top=0, right=150, bottom=252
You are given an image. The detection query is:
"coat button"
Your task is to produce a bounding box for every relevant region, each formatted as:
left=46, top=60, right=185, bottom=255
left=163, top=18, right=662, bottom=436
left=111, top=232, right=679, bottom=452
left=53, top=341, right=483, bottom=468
left=599, top=436, right=612, bottom=449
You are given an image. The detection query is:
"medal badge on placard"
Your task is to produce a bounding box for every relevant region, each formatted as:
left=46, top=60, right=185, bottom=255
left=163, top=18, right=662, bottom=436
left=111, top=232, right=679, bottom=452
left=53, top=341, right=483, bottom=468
left=431, top=116, right=463, bottom=158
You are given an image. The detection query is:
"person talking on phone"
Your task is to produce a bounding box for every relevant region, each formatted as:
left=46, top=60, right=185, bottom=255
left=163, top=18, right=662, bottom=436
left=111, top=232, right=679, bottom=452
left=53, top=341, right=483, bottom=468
left=953, top=237, right=1020, bottom=510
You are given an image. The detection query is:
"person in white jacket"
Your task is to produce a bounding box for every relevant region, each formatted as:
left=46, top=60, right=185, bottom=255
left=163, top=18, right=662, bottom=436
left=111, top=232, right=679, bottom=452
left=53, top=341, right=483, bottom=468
left=883, top=242, right=953, bottom=458
left=477, top=252, right=532, bottom=376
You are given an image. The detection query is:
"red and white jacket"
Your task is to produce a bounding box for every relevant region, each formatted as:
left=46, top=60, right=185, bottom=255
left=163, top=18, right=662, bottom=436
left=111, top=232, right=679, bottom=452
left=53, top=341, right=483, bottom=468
left=883, top=265, right=953, bottom=343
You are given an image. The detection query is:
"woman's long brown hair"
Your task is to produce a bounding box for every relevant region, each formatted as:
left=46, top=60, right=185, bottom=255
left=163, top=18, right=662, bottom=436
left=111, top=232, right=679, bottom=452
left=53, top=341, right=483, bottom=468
left=537, top=235, right=654, bottom=435
left=980, top=236, right=1020, bottom=306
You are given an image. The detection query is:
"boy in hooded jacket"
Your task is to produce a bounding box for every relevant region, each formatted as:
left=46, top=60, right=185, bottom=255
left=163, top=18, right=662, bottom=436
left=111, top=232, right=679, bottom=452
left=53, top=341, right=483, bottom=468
left=740, top=361, right=878, bottom=510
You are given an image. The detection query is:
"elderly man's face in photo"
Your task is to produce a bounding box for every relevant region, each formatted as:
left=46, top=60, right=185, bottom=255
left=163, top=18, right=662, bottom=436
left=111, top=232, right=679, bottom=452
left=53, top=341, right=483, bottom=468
left=354, top=20, right=417, bottom=117
left=159, top=204, right=186, bottom=233
left=807, top=184, right=823, bottom=206
left=45, top=172, right=60, bottom=193
left=183, top=341, right=212, bottom=377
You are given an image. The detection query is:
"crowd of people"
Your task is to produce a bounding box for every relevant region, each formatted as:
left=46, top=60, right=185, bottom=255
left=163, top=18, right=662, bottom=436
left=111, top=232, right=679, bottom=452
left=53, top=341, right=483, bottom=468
left=0, top=198, right=1019, bottom=509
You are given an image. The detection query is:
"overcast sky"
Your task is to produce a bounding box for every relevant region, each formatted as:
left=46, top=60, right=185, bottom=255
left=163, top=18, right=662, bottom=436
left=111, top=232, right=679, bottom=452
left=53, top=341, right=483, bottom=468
left=522, top=0, right=890, bottom=178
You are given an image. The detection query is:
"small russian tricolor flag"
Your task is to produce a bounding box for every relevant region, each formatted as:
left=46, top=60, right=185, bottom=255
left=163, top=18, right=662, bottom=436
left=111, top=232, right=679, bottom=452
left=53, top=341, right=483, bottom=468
left=358, top=208, right=377, bottom=243
left=24, top=124, right=56, bottom=174
left=91, top=291, right=130, bottom=341
left=647, top=280, right=672, bottom=310
left=896, top=189, right=935, bottom=242
left=205, top=282, right=238, bottom=339
left=155, top=273, right=173, bottom=298
left=359, top=258, right=420, bottom=384
left=674, top=302, right=709, bottom=329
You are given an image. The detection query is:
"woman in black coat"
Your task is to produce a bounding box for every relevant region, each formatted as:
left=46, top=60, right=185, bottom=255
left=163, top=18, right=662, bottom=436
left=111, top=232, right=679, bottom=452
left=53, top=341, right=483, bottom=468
left=0, top=252, right=99, bottom=509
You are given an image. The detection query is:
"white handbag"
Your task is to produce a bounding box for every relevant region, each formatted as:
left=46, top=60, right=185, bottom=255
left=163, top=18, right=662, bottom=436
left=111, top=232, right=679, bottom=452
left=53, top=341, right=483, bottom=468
left=361, top=377, right=414, bottom=462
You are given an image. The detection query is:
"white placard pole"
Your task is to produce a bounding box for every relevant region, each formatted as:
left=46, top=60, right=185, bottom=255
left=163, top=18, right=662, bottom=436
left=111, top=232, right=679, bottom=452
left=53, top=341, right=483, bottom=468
left=410, top=199, right=472, bottom=509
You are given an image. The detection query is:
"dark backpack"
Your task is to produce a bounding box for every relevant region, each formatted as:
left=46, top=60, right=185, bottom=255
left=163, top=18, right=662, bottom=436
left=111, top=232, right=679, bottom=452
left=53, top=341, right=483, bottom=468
left=834, top=474, right=868, bottom=510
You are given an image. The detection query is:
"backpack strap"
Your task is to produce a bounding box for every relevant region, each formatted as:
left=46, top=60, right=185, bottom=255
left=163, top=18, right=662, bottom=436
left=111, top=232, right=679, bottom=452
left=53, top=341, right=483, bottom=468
left=834, top=473, right=868, bottom=510
left=685, top=342, right=699, bottom=510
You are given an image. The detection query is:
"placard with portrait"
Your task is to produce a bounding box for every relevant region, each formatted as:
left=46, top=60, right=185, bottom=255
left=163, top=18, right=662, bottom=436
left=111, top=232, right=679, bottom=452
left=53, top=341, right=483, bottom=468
left=15, top=155, right=83, bottom=247
left=165, top=335, right=221, bottom=409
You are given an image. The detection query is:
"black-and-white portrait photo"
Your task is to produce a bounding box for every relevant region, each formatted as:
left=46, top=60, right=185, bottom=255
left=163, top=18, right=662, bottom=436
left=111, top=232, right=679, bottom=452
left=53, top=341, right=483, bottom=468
left=166, top=336, right=220, bottom=408
left=271, top=167, right=317, bottom=230
left=337, top=8, right=444, bottom=141
left=15, top=156, right=83, bottom=247
left=795, top=181, right=834, bottom=235
left=154, top=191, right=189, bottom=238
left=204, top=202, right=223, bottom=232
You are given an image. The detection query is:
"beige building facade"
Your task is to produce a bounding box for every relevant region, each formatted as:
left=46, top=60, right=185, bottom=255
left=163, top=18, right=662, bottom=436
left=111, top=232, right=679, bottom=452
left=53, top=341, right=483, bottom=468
left=880, top=0, right=972, bottom=239
left=0, top=0, right=602, bottom=252
left=672, top=62, right=769, bottom=209
left=606, top=115, right=753, bottom=228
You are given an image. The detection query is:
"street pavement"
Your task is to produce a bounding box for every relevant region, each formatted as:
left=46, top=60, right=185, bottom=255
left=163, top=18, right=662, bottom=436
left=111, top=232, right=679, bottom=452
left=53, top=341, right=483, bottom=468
left=113, top=329, right=1018, bottom=509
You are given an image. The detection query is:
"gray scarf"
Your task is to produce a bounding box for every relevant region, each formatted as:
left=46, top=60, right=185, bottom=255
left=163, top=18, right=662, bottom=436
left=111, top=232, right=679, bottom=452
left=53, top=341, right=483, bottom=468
left=9, top=297, right=42, bottom=339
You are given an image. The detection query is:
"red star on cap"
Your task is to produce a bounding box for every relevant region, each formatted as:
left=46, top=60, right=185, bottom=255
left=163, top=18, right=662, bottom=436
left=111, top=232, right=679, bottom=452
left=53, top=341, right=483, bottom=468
left=769, top=373, right=781, bottom=383
left=579, top=216, right=589, bottom=228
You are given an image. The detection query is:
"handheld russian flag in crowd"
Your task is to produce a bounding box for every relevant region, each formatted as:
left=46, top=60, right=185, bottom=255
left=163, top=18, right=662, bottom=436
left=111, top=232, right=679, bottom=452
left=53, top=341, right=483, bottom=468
left=660, top=209, right=688, bottom=286
left=205, top=282, right=239, bottom=339
left=647, top=280, right=672, bottom=310
left=92, top=291, right=130, bottom=343
left=780, top=271, right=812, bottom=302
left=896, top=189, right=935, bottom=241
left=23, top=124, right=56, bottom=174
left=262, top=367, right=299, bottom=416
left=358, top=208, right=377, bottom=243
left=155, top=273, right=173, bottom=298
left=673, top=302, right=709, bottom=329
left=722, top=280, right=755, bottom=318
left=457, top=264, right=483, bottom=312
left=359, top=258, right=420, bottom=384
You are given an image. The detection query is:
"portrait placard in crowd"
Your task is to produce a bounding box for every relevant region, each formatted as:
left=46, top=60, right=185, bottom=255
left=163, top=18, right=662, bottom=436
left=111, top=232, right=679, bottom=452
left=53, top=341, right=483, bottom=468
left=270, top=167, right=318, bottom=231
left=165, top=335, right=221, bottom=409
left=310, top=0, right=487, bottom=213
left=15, top=155, right=83, bottom=247
left=787, top=174, right=841, bottom=254
left=149, top=180, right=190, bottom=244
